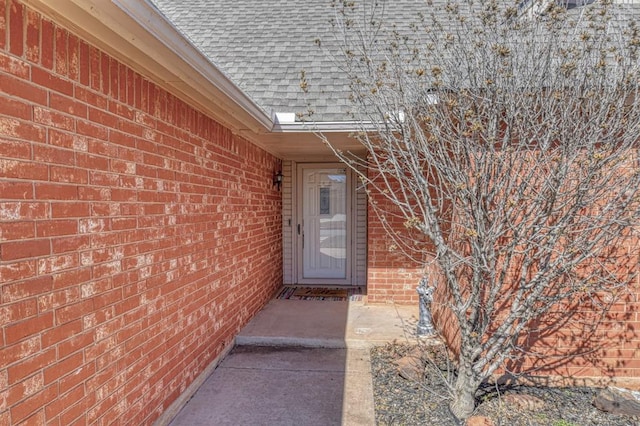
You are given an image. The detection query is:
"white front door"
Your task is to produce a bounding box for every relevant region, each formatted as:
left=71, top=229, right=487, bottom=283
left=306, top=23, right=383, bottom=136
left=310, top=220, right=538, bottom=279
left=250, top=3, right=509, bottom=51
left=297, top=164, right=351, bottom=284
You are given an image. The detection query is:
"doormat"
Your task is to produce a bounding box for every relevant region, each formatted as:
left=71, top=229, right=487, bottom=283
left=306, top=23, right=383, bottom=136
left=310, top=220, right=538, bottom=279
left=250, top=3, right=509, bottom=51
left=276, top=286, right=363, bottom=301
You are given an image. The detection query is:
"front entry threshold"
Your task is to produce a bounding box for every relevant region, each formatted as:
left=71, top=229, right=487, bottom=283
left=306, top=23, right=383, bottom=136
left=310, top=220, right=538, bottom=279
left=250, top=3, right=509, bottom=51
left=274, top=285, right=364, bottom=302
left=275, top=285, right=364, bottom=302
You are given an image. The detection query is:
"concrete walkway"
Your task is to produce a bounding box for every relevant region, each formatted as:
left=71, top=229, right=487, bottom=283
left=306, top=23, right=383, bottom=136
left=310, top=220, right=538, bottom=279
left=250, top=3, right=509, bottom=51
left=164, top=299, right=419, bottom=426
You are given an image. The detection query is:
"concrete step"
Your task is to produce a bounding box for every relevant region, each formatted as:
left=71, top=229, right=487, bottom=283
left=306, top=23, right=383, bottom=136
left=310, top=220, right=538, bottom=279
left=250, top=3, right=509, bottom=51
left=235, top=299, right=420, bottom=349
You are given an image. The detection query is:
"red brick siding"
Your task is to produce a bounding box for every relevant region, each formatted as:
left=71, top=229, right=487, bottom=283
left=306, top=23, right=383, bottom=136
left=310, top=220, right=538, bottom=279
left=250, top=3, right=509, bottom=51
left=431, top=279, right=640, bottom=387
left=366, top=161, right=640, bottom=385
left=366, top=166, right=423, bottom=304
left=0, top=1, right=282, bottom=424
left=366, top=207, right=423, bottom=303
left=431, top=183, right=640, bottom=385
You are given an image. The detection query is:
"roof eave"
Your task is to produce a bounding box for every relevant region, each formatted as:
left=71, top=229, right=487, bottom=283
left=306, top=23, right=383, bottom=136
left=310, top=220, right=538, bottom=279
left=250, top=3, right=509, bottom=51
left=23, top=0, right=275, bottom=140
left=21, top=0, right=369, bottom=158
left=114, top=0, right=274, bottom=131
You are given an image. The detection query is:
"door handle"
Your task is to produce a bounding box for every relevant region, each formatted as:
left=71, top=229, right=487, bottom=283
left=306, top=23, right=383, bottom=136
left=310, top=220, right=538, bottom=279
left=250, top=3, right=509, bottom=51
left=298, top=224, right=304, bottom=248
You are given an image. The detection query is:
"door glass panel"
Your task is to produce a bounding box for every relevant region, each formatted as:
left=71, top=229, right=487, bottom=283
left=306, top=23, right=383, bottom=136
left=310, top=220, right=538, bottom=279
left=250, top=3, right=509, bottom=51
left=302, top=168, right=347, bottom=279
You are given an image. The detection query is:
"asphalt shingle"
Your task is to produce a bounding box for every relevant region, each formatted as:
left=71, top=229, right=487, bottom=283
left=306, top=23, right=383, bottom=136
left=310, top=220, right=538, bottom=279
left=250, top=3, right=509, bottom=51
left=149, top=0, right=640, bottom=123
left=149, top=0, right=427, bottom=122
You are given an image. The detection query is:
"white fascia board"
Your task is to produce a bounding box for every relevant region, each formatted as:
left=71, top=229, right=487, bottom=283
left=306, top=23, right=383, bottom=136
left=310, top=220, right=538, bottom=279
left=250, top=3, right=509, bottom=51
left=272, top=120, right=378, bottom=133
left=113, top=0, right=274, bottom=131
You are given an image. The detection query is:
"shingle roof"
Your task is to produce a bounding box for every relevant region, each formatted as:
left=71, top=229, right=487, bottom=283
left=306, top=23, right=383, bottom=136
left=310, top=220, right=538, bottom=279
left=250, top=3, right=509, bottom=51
left=149, top=0, right=426, bottom=123
left=149, top=0, right=639, bottom=124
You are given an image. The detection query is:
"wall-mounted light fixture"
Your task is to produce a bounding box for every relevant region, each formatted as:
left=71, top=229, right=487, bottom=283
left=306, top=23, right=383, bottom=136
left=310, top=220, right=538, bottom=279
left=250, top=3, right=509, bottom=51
left=273, top=170, right=283, bottom=191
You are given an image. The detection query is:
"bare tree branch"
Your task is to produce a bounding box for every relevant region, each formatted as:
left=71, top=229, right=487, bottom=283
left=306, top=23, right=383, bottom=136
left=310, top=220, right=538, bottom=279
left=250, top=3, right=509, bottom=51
left=305, top=0, right=640, bottom=420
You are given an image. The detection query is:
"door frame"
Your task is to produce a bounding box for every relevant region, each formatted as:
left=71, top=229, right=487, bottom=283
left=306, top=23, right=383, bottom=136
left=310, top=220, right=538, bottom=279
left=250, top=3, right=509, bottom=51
left=294, top=163, right=355, bottom=285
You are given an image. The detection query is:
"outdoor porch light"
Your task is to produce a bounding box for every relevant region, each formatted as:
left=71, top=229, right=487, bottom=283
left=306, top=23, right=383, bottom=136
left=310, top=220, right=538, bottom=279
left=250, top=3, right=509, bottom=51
left=273, top=170, right=283, bottom=191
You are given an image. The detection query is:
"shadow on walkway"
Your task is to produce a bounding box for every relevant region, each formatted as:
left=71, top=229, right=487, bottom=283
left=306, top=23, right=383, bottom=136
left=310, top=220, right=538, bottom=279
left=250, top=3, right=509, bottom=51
left=164, top=298, right=419, bottom=426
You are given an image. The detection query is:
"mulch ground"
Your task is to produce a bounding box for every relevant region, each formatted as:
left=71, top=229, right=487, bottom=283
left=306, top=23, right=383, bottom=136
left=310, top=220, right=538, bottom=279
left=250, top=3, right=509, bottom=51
left=370, top=342, right=639, bottom=426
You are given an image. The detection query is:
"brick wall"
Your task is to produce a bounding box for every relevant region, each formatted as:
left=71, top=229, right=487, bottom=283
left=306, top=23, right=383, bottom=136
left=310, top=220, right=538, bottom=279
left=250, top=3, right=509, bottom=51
left=366, top=205, right=423, bottom=304
left=430, top=276, right=640, bottom=387
left=366, top=166, right=423, bottom=304
left=366, top=161, right=640, bottom=386
left=0, top=1, right=282, bottom=424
